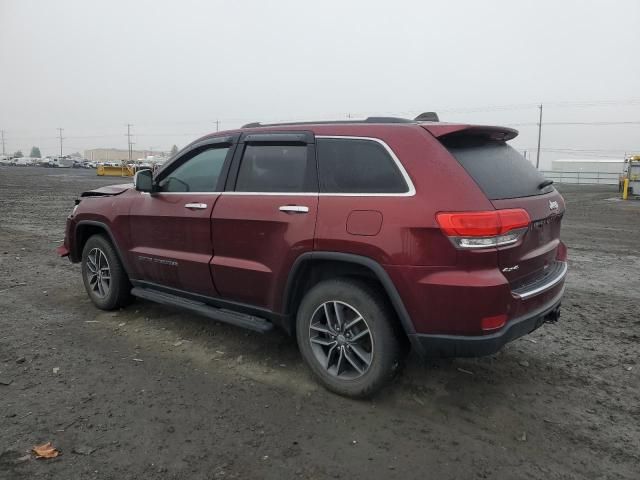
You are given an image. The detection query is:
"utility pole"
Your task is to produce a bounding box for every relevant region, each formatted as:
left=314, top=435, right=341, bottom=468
left=126, top=124, right=134, bottom=163
left=535, top=104, right=543, bottom=169
left=215, top=120, right=219, bottom=132
left=1, top=130, right=5, bottom=156
left=57, top=128, right=64, bottom=157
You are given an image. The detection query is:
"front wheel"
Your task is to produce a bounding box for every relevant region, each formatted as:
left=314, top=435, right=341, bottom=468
left=296, top=279, right=404, bottom=398
left=81, top=234, right=132, bottom=310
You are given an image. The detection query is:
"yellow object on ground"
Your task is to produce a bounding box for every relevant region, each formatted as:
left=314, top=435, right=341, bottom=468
left=622, top=178, right=629, bottom=200
left=97, top=165, right=135, bottom=176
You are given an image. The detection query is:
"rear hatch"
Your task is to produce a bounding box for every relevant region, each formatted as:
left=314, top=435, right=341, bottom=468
left=427, top=125, right=564, bottom=287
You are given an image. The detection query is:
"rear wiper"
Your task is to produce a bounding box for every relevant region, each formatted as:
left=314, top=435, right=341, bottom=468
left=538, top=179, right=554, bottom=189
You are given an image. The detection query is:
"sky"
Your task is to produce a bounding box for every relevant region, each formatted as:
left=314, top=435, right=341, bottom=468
left=1, top=0, right=639, bottom=168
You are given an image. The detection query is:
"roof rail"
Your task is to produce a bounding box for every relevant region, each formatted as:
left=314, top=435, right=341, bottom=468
left=240, top=116, right=415, bottom=129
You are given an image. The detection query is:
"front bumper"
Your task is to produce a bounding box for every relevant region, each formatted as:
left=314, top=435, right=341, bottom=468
left=57, top=216, right=75, bottom=260
left=409, top=286, right=564, bottom=358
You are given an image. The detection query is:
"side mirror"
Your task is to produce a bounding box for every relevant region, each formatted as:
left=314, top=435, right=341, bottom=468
left=134, top=169, right=154, bottom=192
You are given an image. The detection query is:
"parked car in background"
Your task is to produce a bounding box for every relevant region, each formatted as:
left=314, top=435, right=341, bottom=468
left=58, top=115, right=567, bottom=397
left=47, top=156, right=74, bottom=168
left=11, top=157, right=36, bottom=166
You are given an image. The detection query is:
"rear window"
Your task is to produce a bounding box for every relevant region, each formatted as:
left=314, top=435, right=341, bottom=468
left=444, top=138, right=552, bottom=200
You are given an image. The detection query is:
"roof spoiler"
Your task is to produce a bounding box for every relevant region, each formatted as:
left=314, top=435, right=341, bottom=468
left=422, top=124, right=519, bottom=141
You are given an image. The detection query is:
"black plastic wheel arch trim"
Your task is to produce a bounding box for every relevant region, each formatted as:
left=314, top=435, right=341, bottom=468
left=283, top=252, right=416, bottom=335
left=74, top=220, right=131, bottom=276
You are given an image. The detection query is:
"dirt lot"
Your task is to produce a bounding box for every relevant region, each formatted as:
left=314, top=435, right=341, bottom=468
left=1, top=166, right=639, bottom=480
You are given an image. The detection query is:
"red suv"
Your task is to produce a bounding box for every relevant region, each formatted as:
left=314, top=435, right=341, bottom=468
left=58, top=116, right=567, bottom=397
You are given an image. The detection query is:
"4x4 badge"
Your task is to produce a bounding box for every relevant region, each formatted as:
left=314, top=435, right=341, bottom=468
left=549, top=200, right=559, bottom=211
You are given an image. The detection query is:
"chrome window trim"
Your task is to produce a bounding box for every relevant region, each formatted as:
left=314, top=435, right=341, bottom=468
left=143, top=136, right=416, bottom=197
left=315, top=135, right=416, bottom=197
left=224, top=191, right=317, bottom=196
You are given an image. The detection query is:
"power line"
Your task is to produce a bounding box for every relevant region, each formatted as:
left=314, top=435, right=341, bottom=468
left=508, top=120, right=640, bottom=127
left=439, top=98, right=640, bottom=115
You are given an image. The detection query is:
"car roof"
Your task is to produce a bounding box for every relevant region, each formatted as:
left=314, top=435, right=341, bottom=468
left=185, top=118, right=519, bottom=150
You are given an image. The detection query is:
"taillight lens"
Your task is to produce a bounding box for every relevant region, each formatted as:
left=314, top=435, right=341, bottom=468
left=436, top=209, right=530, bottom=249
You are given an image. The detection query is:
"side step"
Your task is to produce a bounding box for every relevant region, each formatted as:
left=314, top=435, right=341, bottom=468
left=131, top=287, right=274, bottom=333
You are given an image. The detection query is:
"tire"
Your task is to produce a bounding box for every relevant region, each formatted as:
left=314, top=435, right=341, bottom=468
left=296, top=278, right=403, bottom=398
left=81, top=234, right=132, bottom=310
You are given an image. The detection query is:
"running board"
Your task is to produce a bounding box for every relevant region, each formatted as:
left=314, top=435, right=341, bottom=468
left=130, top=287, right=274, bottom=333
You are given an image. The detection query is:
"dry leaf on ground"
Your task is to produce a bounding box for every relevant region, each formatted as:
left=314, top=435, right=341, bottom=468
left=32, top=442, right=60, bottom=459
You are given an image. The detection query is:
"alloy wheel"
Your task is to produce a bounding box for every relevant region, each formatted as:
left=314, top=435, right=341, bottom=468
left=308, top=301, right=373, bottom=380
left=86, top=248, right=111, bottom=298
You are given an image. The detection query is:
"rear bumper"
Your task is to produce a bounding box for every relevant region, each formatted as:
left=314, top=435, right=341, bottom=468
left=409, top=286, right=564, bottom=358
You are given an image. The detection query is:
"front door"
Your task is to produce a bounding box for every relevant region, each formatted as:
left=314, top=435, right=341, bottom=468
left=210, top=132, right=318, bottom=310
left=128, top=139, right=235, bottom=297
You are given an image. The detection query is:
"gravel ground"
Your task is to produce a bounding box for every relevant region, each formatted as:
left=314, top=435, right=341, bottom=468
left=1, top=167, right=639, bottom=480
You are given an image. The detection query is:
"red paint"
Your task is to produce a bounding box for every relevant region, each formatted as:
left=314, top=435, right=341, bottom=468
left=210, top=194, right=318, bottom=307
left=60, top=120, right=566, bottom=339
left=346, top=210, right=383, bottom=236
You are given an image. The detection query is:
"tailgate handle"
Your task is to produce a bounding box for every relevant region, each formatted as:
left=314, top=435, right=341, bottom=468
left=185, top=203, right=208, bottom=209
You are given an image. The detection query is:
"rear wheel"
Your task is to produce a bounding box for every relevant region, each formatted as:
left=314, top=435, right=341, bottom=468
left=296, top=279, right=403, bottom=398
left=81, top=234, right=132, bottom=310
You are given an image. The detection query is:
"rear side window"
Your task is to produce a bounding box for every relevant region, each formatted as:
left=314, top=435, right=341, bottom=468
left=235, top=144, right=309, bottom=192
left=317, top=138, right=408, bottom=194
left=444, top=138, right=552, bottom=200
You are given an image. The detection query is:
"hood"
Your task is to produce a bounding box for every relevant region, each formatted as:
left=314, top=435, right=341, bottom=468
left=80, top=183, right=133, bottom=197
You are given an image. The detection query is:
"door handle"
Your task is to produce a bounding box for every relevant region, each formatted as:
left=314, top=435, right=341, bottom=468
left=185, top=203, right=208, bottom=209
left=279, top=205, right=309, bottom=214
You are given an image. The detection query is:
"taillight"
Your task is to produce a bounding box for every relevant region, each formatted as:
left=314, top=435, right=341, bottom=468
left=436, top=209, right=530, bottom=249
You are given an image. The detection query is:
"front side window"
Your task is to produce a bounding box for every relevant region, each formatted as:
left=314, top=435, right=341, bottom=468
left=235, top=144, right=309, bottom=192
left=159, top=147, right=229, bottom=192
left=317, top=138, right=408, bottom=194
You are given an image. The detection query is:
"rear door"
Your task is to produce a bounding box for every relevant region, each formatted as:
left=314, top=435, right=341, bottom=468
left=128, top=137, right=236, bottom=296
left=442, top=136, right=565, bottom=286
left=210, top=132, right=318, bottom=309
